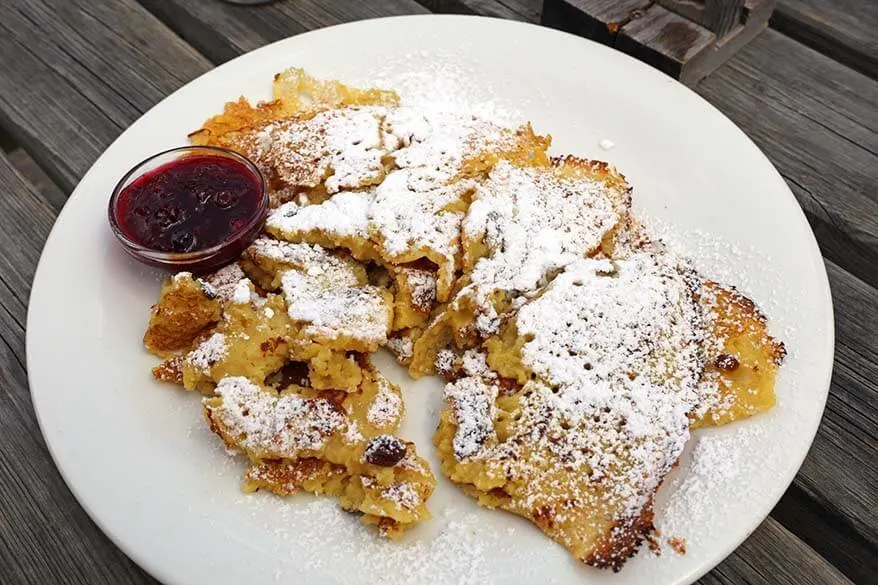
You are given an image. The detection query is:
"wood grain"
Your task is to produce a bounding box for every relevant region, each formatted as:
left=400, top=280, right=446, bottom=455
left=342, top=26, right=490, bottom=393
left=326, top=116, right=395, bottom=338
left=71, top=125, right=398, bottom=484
left=0, top=0, right=211, bottom=191
left=417, top=0, right=539, bottom=20
left=697, top=28, right=878, bottom=289
left=774, top=0, right=878, bottom=78
left=809, top=262, right=878, bottom=541
left=543, top=1, right=773, bottom=84
left=139, top=0, right=428, bottom=65
left=772, top=483, right=878, bottom=585
left=541, top=0, right=655, bottom=46
left=0, top=128, right=15, bottom=152
left=0, top=153, right=157, bottom=585
left=6, top=148, right=67, bottom=213
left=615, top=2, right=717, bottom=82
left=703, top=517, right=855, bottom=585
left=0, top=0, right=873, bottom=582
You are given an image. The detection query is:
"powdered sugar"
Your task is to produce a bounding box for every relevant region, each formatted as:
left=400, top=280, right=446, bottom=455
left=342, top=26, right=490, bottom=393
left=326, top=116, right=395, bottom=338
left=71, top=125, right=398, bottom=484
left=442, top=251, right=713, bottom=524
left=445, top=376, right=498, bottom=460
left=248, top=496, right=521, bottom=585
left=251, top=106, right=388, bottom=193
left=657, top=425, right=766, bottom=545
left=231, top=279, right=253, bottom=304
left=435, top=348, right=456, bottom=377
left=460, top=350, right=495, bottom=379
left=208, top=376, right=345, bottom=458
left=260, top=104, right=530, bottom=304
left=383, top=108, right=514, bottom=189
left=249, top=236, right=350, bottom=268
left=200, top=263, right=248, bottom=302
left=281, top=269, right=390, bottom=347
left=382, top=482, right=420, bottom=510
left=373, top=55, right=521, bottom=127
left=508, top=252, right=707, bottom=512
left=386, top=334, right=414, bottom=363
left=453, top=160, right=625, bottom=334
left=186, top=333, right=228, bottom=372
left=369, top=170, right=469, bottom=265
left=267, top=192, right=371, bottom=241
left=398, top=266, right=437, bottom=310
left=345, top=420, right=365, bottom=444
left=367, top=376, right=403, bottom=428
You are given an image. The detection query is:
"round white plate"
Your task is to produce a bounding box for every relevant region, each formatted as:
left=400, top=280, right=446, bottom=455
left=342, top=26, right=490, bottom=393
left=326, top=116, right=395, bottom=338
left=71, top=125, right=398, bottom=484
left=27, top=15, right=833, bottom=585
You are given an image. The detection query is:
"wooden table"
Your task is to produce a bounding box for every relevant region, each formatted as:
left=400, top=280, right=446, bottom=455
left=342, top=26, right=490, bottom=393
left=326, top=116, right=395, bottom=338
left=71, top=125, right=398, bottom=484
left=0, top=1, right=874, bottom=583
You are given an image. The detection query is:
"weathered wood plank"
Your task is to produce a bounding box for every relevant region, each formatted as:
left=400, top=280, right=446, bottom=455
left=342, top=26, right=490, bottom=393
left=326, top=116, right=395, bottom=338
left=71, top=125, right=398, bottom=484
left=773, top=0, right=878, bottom=79
left=0, top=1, right=873, bottom=582
left=417, top=0, right=539, bottom=21
left=7, top=148, right=68, bottom=213
left=0, top=2, right=212, bottom=582
left=485, top=0, right=542, bottom=20
left=0, top=0, right=211, bottom=191
left=0, top=153, right=157, bottom=585
left=807, top=262, right=878, bottom=538
left=698, top=517, right=855, bottom=585
left=696, top=28, right=878, bottom=289
left=543, top=1, right=774, bottom=85
left=773, top=484, right=878, bottom=585
left=0, top=167, right=54, bottom=309
left=138, top=0, right=428, bottom=66
left=615, top=2, right=718, bottom=83
left=541, top=0, right=655, bottom=45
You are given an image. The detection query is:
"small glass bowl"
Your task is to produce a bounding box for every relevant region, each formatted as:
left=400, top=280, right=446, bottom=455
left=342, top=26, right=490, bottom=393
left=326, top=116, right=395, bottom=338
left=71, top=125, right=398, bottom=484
left=108, top=146, right=268, bottom=273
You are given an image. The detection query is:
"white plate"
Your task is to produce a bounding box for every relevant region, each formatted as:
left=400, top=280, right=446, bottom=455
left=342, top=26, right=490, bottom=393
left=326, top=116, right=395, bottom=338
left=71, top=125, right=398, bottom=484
left=27, top=15, right=833, bottom=585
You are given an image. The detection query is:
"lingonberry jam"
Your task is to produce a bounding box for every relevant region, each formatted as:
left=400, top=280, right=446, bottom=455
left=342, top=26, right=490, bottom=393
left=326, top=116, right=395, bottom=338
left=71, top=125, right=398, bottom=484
left=109, top=146, right=267, bottom=271
left=117, top=154, right=262, bottom=252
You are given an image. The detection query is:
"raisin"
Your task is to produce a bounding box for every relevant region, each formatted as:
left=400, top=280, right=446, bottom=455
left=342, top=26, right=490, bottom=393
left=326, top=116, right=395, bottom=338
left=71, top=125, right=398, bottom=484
left=363, top=435, right=407, bottom=467
left=714, top=353, right=740, bottom=371
left=496, top=376, right=520, bottom=396
left=264, top=361, right=309, bottom=390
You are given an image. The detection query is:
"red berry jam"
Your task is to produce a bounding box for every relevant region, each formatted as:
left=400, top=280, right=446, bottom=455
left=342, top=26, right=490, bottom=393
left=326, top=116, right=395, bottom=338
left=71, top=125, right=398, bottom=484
left=115, top=154, right=262, bottom=253
left=109, top=146, right=267, bottom=272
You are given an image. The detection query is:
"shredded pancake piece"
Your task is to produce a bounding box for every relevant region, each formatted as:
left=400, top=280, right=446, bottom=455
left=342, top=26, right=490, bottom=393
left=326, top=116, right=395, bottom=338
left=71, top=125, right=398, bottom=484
left=204, top=362, right=435, bottom=537
left=280, top=262, right=392, bottom=353
left=410, top=158, right=630, bottom=376
left=437, top=252, right=710, bottom=569
left=140, top=67, right=784, bottom=565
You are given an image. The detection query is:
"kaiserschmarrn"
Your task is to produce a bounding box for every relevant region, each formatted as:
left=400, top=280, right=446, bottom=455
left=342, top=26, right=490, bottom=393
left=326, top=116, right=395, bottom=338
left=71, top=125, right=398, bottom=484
left=142, top=68, right=784, bottom=567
